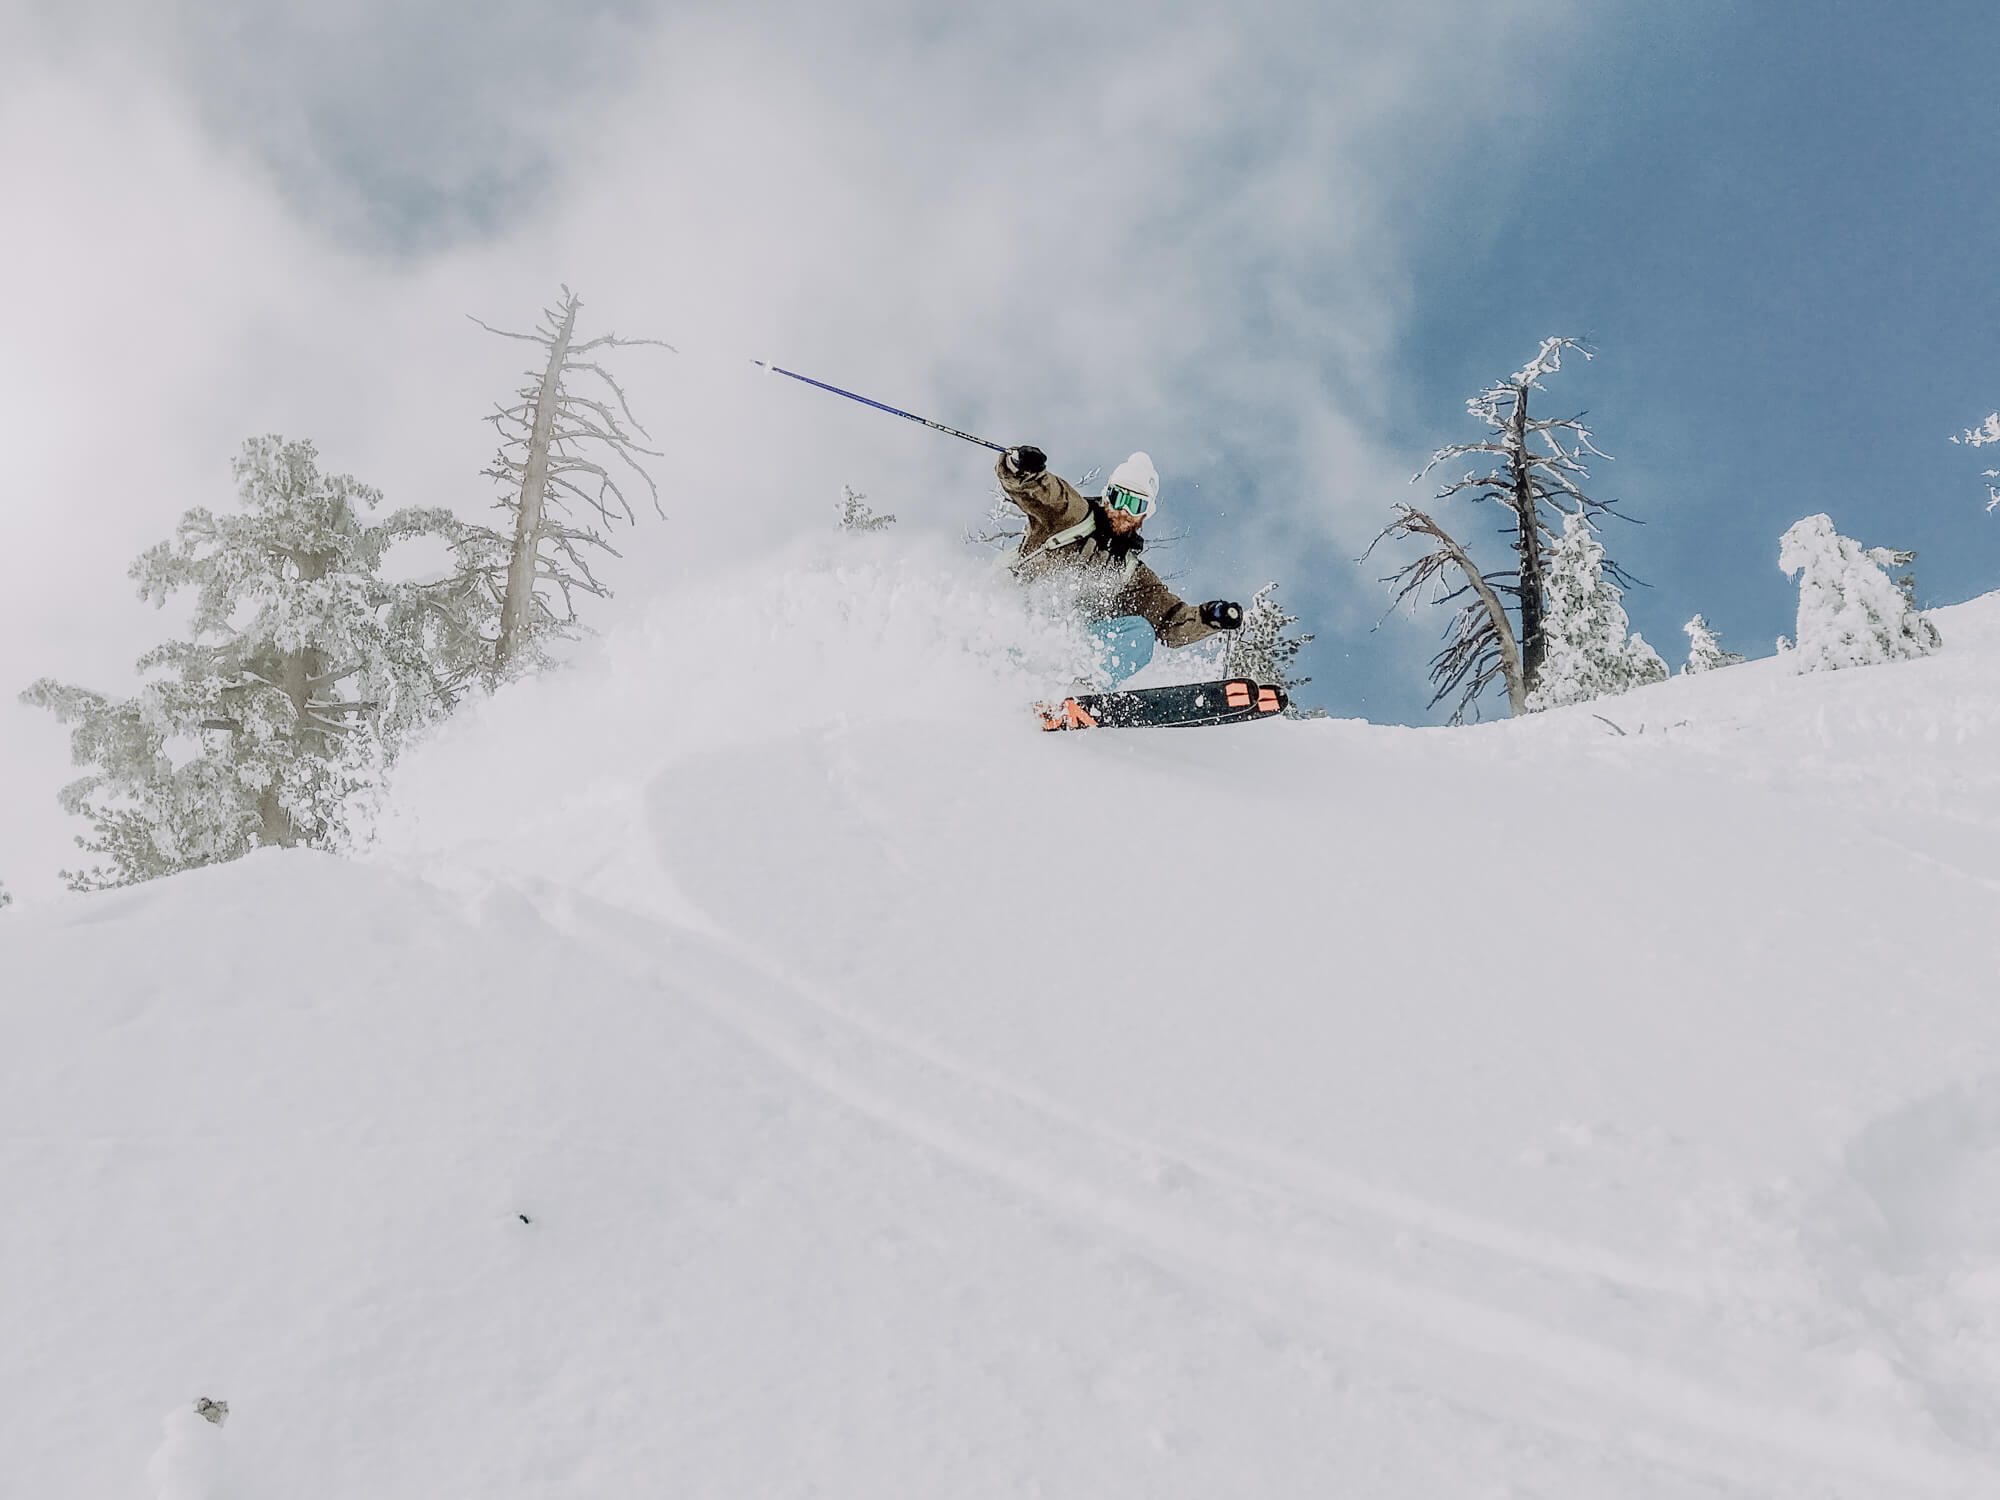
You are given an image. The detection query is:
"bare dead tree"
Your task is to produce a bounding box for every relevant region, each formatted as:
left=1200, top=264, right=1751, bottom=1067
left=460, top=286, right=673, bottom=682
left=1411, top=337, right=1632, bottom=700
left=1364, top=503, right=1526, bottom=721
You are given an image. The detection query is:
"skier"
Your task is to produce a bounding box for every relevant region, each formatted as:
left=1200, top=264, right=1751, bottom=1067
left=997, top=445, right=1243, bottom=685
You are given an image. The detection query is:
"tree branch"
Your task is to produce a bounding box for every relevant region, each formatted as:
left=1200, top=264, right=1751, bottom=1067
left=1364, top=504, right=1527, bottom=719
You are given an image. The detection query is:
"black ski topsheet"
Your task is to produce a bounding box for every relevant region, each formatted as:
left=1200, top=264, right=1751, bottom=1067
left=1036, top=678, right=1289, bottom=731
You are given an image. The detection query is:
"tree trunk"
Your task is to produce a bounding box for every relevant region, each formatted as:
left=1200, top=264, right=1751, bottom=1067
left=259, top=551, right=333, bottom=849
left=1467, top=568, right=1528, bottom=716
left=495, top=294, right=580, bottom=676
left=1417, top=510, right=1527, bottom=715
left=256, top=784, right=292, bottom=848
left=1508, top=387, right=1546, bottom=692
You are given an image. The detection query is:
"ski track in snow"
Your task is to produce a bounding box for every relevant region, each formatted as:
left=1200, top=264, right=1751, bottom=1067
left=403, top=575, right=2000, bottom=1500
left=542, top=886, right=1995, bottom=1499
left=1855, top=829, right=2000, bottom=900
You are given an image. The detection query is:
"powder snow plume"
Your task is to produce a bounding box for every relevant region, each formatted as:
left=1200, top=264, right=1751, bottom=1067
left=370, top=534, right=1089, bottom=900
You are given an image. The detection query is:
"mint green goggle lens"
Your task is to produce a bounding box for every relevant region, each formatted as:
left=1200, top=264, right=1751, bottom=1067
left=1107, top=485, right=1151, bottom=516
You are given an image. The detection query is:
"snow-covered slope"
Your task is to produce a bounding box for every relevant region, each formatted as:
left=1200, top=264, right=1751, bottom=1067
left=6, top=537, right=2000, bottom=1498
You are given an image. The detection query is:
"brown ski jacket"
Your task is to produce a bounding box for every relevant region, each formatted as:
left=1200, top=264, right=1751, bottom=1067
left=994, top=455, right=1216, bottom=647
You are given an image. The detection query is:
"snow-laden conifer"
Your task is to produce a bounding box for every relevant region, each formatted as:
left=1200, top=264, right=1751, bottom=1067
left=21, top=437, right=459, bottom=888
left=457, top=288, right=672, bottom=683
left=1681, top=614, right=1744, bottom=674
left=1223, top=582, right=1313, bottom=691
left=1777, top=514, right=1941, bottom=673
left=0, top=880, right=11, bottom=910
left=1524, top=510, right=1668, bottom=711
left=837, top=485, right=896, bottom=532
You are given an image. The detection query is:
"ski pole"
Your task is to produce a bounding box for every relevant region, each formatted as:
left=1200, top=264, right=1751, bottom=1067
left=752, top=361, right=1006, bottom=453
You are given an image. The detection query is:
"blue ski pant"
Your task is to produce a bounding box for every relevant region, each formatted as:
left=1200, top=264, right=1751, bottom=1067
left=1088, top=615, right=1156, bottom=686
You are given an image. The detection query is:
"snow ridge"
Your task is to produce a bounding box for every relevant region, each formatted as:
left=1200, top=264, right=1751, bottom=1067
left=7, top=549, right=2000, bottom=1497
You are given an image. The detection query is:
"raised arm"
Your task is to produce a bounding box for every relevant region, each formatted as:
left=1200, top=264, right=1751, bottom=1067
left=996, top=446, right=1089, bottom=531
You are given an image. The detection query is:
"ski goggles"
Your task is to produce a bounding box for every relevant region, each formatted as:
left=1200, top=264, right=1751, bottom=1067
left=1105, top=484, right=1155, bottom=519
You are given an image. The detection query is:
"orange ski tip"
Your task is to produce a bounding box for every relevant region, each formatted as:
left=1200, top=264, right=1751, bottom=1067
left=1035, top=698, right=1097, bottom=731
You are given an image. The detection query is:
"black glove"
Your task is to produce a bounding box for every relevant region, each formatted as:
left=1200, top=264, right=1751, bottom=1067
left=1005, top=445, right=1047, bottom=477
left=1199, top=600, right=1244, bottom=631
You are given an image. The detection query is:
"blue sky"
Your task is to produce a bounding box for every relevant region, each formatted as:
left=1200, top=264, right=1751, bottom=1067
left=5, top=0, right=2000, bottom=886
left=1366, top=0, right=2000, bottom=718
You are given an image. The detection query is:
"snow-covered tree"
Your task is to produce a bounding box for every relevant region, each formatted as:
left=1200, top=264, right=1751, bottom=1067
left=458, top=287, right=672, bottom=682
left=1777, top=513, right=1941, bottom=674
left=1524, top=510, right=1668, bottom=711
left=837, top=485, right=895, bottom=533
left=1375, top=337, right=1640, bottom=722
left=1951, top=411, right=2000, bottom=513
left=1222, top=582, right=1313, bottom=691
left=21, top=437, right=459, bottom=888
left=0, top=881, right=11, bottom=910
left=1681, top=614, right=1744, bottom=674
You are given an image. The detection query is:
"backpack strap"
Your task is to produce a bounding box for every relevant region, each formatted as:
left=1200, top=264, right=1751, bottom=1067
left=1008, top=510, right=1099, bottom=573
left=1008, top=506, right=1144, bottom=585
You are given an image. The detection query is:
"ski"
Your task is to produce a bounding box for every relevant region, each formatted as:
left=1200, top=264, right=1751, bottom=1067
left=1035, top=678, right=1289, bottom=731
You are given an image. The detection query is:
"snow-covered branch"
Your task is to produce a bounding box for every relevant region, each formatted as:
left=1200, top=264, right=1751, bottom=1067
left=1950, top=412, right=2000, bottom=512
left=1954, top=412, right=2000, bottom=448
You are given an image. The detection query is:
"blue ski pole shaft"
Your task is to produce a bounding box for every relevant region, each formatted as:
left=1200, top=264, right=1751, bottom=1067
left=752, top=361, right=1006, bottom=453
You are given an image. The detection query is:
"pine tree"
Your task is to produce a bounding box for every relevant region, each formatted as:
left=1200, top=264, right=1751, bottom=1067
left=1524, top=510, right=1668, bottom=711
left=1777, top=513, right=1942, bottom=673
left=460, top=287, right=673, bottom=683
left=0, top=880, right=11, bottom=910
left=1223, top=582, right=1314, bottom=691
left=1681, top=614, right=1744, bottom=674
left=836, top=485, right=896, bottom=532
left=21, top=437, right=459, bottom=889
